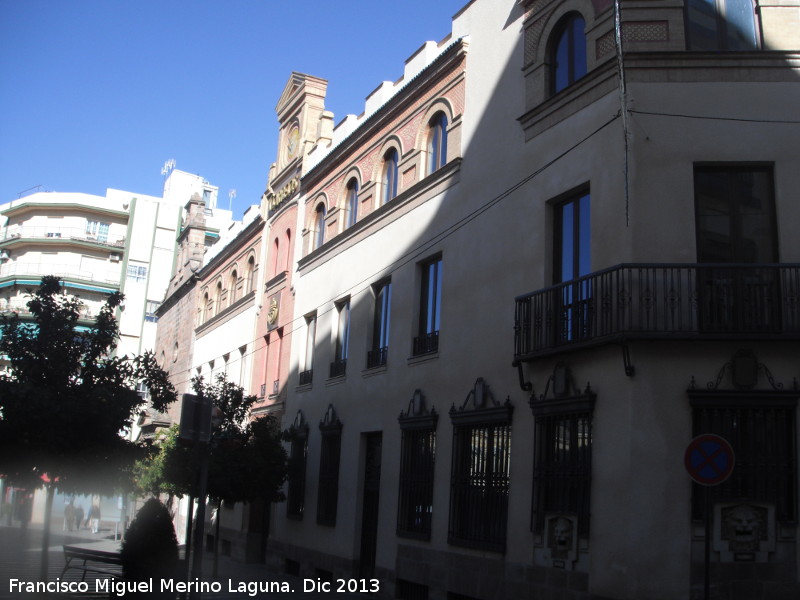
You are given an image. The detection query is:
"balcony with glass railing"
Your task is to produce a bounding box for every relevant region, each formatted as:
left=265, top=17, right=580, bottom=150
left=514, top=263, right=800, bottom=362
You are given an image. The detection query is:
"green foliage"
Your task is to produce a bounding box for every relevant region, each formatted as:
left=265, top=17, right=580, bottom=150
left=192, top=374, right=287, bottom=504
left=120, top=498, right=178, bottom=580
left=131, top=374, right=287, bottom=504
left=0, top=276, right=177, bottom=494
left=132, top=425, right=195, bottom=498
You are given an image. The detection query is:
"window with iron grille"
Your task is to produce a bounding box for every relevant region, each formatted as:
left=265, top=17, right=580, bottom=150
left=689, top=394, right=797, bottom=523
left=448, top=381, right=512, bottom=552
left=317, top=405, right=343, bottom=526
left=531, top=401, right=594, bottom=536
left=397, top=392, right=438, bottom=540
left=449, top=421, right=511, bottom=551
left=286, top=417, right=309, bottom=520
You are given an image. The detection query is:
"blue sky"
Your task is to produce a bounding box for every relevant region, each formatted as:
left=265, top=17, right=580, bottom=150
left=0, top=0, right=467, bottom=217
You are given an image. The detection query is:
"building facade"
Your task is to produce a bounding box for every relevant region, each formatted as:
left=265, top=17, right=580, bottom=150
left=258, top=1, right=800, bottom=599
left=0, top=169, right=221, bottom=370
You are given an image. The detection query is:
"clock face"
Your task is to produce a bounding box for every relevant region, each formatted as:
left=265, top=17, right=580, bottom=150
left=286, top=126, right=299, bottom=160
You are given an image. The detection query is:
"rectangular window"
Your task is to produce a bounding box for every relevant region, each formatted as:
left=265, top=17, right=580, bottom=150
left=397, top=427, right=436, bottom=539
left=694, top=166, right=780, bottom=333
left=145, top=300, right=160, bottom=322
left=695, top=166, right=777, bottom=264
left=287, top=428, right=308, bottom=519
left=330, top=300, right=350, bottom=378
left=414, top=258, right=442, bottom=356
left=317, top=423, right=342, bottom=526
left=300, top=314, right=316, bottom=386
left=449, top=420, right=511, bottom=552
left=686, top=0, right=758, bottom=51
left=531, top=405, right=594, bottom=536
left=367, top=281, right=391, bottom=368
left=86, top=220, right=110, bottom=242
left=554, top=191, right=591, bottom=342
left=126, top=264, right=148, bottom=283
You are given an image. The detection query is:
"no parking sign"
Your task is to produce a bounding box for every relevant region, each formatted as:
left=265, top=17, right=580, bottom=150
left=684, top=434, right=735, bottom=486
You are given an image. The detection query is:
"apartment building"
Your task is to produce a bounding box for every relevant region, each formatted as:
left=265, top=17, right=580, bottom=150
left=0, top=169, right=222, bottom=368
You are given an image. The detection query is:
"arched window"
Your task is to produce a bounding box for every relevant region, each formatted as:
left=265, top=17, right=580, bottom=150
left=203, top=292, right=211, bottom=321
left=230, top=270, right=238, bottom=304
left=382, top=148, right=399, bottom=204
left=427, top=112, right=448, bottom=174
left=246, top=256, right=255, bottom=293
left=550, top=14, right=587, bottom=95
left=215, top=281, right=224, bottom=313
left=314, top=203, right=326, bottom=250
left=345, top=179, right=358, bottom=228
left=271, top=238, right=280, bottom=277
left=283, top=229, right=292, bottom=272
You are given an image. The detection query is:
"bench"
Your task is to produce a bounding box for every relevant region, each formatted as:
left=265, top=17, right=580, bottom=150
left=61, top=542, right=124, bottom=583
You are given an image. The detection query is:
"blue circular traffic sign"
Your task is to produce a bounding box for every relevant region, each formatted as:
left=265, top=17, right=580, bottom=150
left=684, top=434, right=735, bottom=486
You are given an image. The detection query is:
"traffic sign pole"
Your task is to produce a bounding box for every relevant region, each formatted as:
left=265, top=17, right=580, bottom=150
left=684, top=434, right=735, bottom=600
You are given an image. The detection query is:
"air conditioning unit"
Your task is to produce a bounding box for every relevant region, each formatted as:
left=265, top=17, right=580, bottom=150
left=110, top=252, right=121, bottom=262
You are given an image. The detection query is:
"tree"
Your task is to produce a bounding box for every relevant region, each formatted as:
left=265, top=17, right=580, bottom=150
left=188, top=373, right=287, bottom=574
left=0, top=276, right=176, bottom=579
left=131, top=425, right=195, bottom=502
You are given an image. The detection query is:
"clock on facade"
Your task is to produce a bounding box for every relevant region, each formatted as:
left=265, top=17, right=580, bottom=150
left=286, top=125, right=300, bottom=161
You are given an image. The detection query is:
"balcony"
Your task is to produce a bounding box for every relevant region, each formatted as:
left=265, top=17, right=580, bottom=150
left=514, top=263, right=800, bottom=362
left=1, top=225, right=125, bottom=248
left=413, top=331, right=439, bottom=356
left=366, top=346, right=388, bottom=369
left=0, top=261, right=120, bottom=286
left=298, top=369, right=313, bottom=386
left=329, top=359, right=347, bottom=378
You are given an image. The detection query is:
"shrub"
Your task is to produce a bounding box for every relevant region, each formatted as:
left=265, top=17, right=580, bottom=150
left=120, top=498, right=178, bottom=583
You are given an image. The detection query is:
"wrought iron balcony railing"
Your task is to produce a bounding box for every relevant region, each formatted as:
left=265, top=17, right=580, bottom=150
left=366, top=346, right=388, bottom=369
left=329, top=359, right=347, bottom=378
left=298, top=369, right=313, bottom=386
left=514, top=263, right=800, bottom=361
left=413, top=331, right=439, bottom=356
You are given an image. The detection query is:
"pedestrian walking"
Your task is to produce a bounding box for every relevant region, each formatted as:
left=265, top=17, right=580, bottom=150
left=87, top=503, right=101, bottom=533
left=74, top=504, right=84, bottom=530
left=63, top=502, right=75, bottom=531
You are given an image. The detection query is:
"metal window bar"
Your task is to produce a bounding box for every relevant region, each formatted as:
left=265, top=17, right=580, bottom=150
left=691, top=404, right=796, bottom=522
left=531, top=412, right=592, bottom=535
left=317, top=431, right=342, bottom=526
left=298, top=369, right=313, bottom=386
left=448, top=422, right=511, bottom=551
left=329, top=359, right=347, bottom=378
left=287, top=437, right=307, bottom=518
left=367, top=346, right=388, bottom=368
left=397, top=428, right=436, bottom=538
left=413, top=330, right=439, bottom=356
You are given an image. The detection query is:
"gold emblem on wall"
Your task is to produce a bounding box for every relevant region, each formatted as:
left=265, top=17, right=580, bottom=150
left=267, top=297, right=279, bottom=326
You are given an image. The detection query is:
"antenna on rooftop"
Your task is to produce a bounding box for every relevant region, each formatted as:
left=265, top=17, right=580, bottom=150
left=228, top=189, right=236, bottom=211
left=161, top=158, right=176, bottom=181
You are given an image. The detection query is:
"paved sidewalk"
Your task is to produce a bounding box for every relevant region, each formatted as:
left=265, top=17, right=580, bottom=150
left=0, top=524, right=373, bottom=599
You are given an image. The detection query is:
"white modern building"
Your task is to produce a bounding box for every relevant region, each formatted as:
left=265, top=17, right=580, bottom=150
left=0, top=169, right=227, bottom=365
